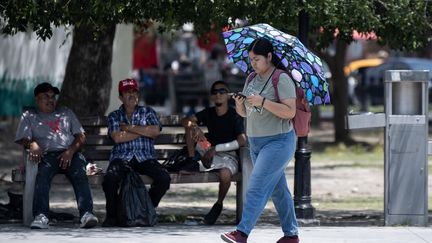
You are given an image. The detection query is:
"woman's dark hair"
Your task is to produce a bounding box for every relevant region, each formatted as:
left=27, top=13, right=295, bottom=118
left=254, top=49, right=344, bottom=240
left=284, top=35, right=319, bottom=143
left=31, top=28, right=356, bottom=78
left=247, top=37, right=286, bottom=71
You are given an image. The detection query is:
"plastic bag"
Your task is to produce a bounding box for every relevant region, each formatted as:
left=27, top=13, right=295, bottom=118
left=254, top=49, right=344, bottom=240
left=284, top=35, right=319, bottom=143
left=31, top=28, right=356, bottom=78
left=162, top=146, right=199, bottom=172
left=117, top=168, right=157, bottom=227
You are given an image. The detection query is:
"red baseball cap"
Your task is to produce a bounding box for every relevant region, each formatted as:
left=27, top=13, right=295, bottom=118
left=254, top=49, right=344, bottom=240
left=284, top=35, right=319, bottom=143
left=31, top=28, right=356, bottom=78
left=118, top=78, right=139, bottom=93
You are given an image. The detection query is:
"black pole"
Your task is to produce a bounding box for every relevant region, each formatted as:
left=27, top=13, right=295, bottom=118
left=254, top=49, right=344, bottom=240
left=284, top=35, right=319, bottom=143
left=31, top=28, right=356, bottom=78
left=294, top=6, right=315, bottom=219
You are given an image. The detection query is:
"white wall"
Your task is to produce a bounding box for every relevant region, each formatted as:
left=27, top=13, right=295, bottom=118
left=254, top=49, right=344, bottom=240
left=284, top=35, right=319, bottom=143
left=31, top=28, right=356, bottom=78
left=107, top=24, right=133, bottom=115
left=0, top=26, right=72, bottom=87
left=0, top=24, right=133, bottom=116
left=0, top=26, right=72, bottom=116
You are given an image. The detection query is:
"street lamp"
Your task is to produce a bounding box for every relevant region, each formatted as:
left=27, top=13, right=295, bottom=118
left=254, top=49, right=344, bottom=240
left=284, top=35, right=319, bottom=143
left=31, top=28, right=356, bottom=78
left=294, top=6, right=316, bottom=220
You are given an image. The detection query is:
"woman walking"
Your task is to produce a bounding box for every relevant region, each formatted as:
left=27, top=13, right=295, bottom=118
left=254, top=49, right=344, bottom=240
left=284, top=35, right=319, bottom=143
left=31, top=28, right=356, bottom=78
left=221, top=37, right=299, bottom=243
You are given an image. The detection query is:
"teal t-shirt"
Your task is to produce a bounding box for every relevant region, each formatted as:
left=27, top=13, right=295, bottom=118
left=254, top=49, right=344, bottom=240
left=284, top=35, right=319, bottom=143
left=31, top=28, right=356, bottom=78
left=242, top=71, right=296, bottom=137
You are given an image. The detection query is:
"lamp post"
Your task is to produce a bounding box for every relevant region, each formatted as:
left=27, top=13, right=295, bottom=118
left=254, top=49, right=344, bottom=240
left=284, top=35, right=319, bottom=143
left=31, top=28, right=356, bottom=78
left=293, top=6, right=316, bottom=220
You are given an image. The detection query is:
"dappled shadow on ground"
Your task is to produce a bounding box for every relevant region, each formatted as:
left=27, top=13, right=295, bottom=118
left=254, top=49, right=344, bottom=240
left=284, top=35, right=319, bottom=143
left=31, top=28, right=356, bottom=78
left=2, top=199, right=431, bottom=227
left=1, top=120, right=430, bottom=228
left=0, top=223, right=236, bottom=237
left=315, top=210, right=384, bottom=226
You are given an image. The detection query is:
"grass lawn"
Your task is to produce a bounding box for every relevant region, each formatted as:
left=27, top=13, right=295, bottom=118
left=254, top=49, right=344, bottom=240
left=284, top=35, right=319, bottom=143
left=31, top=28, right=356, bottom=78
left=312, top=197, right=383, bottom=211
left=311, top=142, right=432, bottom=211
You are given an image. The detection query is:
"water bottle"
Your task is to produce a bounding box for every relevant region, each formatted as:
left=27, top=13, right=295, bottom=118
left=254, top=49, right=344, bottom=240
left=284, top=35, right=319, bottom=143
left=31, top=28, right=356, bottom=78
left=196, top=139, right=211, bottom=156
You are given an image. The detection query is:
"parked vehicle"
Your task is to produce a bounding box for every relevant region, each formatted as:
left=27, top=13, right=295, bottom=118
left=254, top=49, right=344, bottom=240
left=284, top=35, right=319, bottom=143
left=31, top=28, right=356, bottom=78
left=354, top=57, right=432, bottom=109
left=344, top=58, right=385, bottom=106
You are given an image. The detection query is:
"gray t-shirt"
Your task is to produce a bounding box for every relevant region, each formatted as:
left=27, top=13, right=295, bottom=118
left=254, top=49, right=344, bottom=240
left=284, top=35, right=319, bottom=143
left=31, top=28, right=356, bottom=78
left=242, top=72, right=296, bottom=137
left=15, top=106, right=84, bottom=152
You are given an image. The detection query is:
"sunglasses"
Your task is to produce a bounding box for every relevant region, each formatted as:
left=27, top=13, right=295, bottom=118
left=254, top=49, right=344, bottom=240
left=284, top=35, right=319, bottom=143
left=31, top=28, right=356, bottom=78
left=211, top=88, right=228, bottom=95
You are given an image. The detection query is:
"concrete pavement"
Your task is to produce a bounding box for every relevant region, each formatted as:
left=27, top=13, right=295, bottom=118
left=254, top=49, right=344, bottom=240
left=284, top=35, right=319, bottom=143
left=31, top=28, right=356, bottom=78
left=1, top=224, right=431, bottom=243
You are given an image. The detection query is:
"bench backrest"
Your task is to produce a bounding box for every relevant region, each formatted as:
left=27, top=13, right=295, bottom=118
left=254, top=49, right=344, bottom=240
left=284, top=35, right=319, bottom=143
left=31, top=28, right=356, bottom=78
left=80, top=115, right=190, bottom=163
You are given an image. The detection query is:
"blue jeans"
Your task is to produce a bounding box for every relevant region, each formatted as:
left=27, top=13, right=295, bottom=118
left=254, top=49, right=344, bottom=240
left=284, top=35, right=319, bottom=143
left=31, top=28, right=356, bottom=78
left=237, top=131, right=298, bottom=236
left=33, top=151, right=94, bottom=218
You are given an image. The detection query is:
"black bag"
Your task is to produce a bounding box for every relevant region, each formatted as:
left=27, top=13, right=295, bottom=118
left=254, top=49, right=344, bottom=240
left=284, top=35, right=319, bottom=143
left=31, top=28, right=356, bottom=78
left=162, top=146, right=199, bottom=172
left=117, top=168, right=157, bottom=227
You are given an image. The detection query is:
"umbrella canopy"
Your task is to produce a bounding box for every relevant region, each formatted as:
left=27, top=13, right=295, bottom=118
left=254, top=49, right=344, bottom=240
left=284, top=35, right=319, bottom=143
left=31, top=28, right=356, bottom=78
left=222, top=23, right=330, bottom=105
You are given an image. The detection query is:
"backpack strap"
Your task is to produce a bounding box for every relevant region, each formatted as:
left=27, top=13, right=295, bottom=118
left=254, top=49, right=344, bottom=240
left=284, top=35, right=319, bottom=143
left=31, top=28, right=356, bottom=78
left=246, top=72, right=257, bottom=84
left=270, top=69, right=286, bottom=102
left=248, top=69, right=299, bottom=104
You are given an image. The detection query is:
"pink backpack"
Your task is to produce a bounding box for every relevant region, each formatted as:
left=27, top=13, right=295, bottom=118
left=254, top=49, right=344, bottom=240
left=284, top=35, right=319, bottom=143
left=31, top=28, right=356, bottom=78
left=246, top=69, right=311, bottom=137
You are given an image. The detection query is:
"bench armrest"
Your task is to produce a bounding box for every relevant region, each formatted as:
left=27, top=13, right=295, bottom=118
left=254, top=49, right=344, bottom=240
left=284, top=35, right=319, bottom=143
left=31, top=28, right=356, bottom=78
left=238, top=146, right=252, bottom=221
left=23, top=149, right=38, bottom=226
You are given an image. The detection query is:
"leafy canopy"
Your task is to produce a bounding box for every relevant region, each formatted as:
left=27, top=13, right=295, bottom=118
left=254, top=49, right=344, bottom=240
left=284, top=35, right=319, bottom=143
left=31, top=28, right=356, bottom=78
left=1, top=0, right=431, bottom=49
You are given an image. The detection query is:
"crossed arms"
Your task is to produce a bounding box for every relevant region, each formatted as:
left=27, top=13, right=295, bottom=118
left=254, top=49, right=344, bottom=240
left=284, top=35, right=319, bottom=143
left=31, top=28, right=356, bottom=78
left=110, top=123, right=160, bottom=143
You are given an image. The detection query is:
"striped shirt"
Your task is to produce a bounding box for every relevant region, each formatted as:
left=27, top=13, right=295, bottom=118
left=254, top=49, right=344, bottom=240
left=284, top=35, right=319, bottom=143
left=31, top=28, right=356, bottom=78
left=108, top=105, right=162, bottom=163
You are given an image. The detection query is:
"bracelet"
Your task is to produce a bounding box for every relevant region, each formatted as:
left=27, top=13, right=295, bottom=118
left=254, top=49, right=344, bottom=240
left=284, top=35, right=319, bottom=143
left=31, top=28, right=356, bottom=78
left=261, top=97, right=266, bottom=107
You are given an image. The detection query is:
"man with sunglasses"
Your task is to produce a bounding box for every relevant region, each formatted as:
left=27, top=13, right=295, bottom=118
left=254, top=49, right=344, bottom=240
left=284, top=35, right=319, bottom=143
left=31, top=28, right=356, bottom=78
left=181, top=80, right=246, bottom=225
left=15, top=82, right=98, bottom=229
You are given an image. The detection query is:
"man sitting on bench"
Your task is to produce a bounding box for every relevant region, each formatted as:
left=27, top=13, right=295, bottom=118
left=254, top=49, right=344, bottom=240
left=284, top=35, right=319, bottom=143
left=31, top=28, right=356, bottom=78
left=102, top=78, right=171, bottom=227
left=182, top=80, right=246, bottom=225
left=15, top=82, right=98, bottom=229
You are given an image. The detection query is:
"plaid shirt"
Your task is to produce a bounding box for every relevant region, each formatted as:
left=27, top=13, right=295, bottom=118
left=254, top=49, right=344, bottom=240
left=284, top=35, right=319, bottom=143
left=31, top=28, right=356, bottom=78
left=108, top=105, right=162, bottom=163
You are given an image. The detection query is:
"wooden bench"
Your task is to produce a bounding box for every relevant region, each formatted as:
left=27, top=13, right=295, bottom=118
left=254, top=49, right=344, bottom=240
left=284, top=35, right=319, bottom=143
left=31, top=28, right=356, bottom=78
left=14, top=115, right=252, bottom=226
left=166, top=71, right=247, bottom=114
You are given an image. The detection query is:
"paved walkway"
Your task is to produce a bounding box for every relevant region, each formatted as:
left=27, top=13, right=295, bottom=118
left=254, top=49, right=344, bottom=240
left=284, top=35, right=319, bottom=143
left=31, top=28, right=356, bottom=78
left=1, top=224, right=431, bottom=243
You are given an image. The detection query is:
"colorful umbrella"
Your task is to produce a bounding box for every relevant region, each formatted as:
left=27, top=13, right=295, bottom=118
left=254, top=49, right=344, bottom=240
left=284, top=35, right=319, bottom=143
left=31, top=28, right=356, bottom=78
left=222, top=23, right=330, bottom=105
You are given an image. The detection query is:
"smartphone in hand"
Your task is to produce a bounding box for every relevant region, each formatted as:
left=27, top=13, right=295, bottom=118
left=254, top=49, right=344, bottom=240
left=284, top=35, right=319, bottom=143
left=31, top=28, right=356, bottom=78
left=229, top=92, right=246, bottom=99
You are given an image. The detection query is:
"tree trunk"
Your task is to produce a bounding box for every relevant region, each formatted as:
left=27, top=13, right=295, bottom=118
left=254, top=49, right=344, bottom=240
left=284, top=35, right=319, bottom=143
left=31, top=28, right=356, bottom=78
left=58, top=24, right=116, bottom=118
left=328, top=40, right=351, bottom=143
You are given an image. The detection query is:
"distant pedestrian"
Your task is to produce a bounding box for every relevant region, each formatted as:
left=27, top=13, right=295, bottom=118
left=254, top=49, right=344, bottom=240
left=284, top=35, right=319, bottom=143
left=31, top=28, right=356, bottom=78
left=221, top=37, right=299, bottom=243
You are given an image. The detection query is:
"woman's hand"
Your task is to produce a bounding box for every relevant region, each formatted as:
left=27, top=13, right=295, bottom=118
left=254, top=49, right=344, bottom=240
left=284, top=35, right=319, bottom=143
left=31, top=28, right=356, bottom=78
left=246, top=94, right=265, bottom=107
left=232, top=93, right=247, bottom=117
left=233, top=94, right=246, bottom=106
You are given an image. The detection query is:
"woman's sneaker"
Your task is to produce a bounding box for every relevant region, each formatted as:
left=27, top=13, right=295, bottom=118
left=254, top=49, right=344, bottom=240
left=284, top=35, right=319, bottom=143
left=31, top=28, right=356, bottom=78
left=276, top=235, right=299, bottom=243
left=221, top=230, right=248, bottom=243
left=30, top=214, right=49, bottom=229
left=80, top=212, right=99, bottom=228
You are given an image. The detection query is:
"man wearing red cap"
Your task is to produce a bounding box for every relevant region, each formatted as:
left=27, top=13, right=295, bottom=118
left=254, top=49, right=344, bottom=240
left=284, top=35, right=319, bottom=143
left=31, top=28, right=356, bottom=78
left=102, top=78, right=170, bottom=227
left=15, top=82, right=98, bottom=229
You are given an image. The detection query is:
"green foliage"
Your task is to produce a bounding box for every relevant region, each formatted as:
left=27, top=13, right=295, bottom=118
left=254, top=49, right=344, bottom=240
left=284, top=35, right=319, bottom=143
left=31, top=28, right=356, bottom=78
left=374, top=0, right=432, bottom=50
left=1, top=0, right=177, bottom=40
left=1, top=0, right=431, bottom=49
left=312, top=0, right=432, bottom=50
